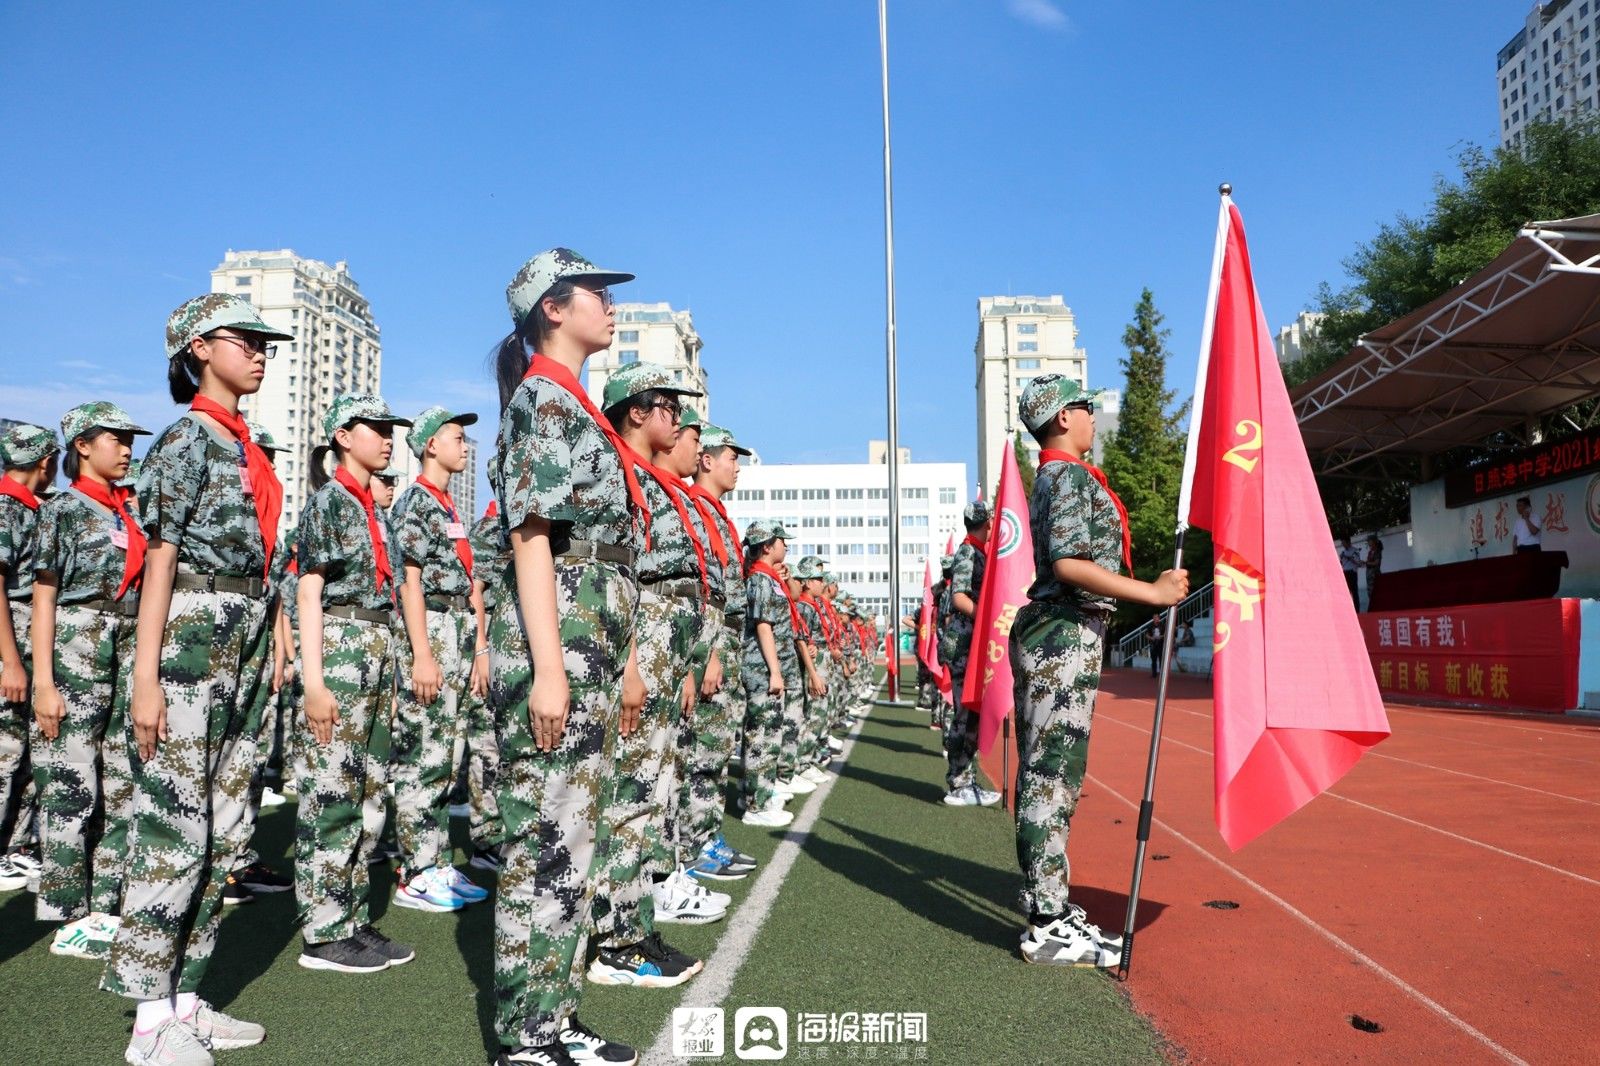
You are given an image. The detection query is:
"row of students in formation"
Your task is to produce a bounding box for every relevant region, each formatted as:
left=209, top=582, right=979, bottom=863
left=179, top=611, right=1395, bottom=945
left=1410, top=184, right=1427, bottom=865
left=0, top=248, right=882, bottom=1066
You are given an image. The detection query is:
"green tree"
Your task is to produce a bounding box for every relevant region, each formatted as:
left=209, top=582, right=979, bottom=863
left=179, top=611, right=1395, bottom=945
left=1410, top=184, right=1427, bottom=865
left=1099, top=289, right=1206, bottom=634
left=1012, top=430, right=1035, bottom=500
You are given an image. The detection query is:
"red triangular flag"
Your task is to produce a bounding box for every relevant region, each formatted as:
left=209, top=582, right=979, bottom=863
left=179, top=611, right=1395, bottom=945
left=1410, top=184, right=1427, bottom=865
left=964, top=441, right=1035, bottom=754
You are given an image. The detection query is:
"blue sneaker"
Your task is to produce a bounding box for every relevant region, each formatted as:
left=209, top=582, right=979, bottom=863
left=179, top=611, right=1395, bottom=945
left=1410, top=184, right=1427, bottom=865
left=712, top=836, right=757, bottom=872
left=394, top=867, right=467, bottom=912
left=686, top=853, right=747, bottom=882
left=438, top=865, right=490, bottom=903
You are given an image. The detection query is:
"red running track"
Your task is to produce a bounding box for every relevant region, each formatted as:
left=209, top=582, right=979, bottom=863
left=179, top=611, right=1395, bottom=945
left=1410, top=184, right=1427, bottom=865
left=981, top=668, right=1600, bottom=1065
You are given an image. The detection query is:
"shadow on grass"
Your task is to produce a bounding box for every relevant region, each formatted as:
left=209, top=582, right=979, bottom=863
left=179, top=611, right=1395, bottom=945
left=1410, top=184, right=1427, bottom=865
left=835, top=764, right=947, bottom=806
left=201, top=804, right=300, bottom=1010
left=0, top=889, right=52, bottom=967
left=849, top=733, right=939, bottom=758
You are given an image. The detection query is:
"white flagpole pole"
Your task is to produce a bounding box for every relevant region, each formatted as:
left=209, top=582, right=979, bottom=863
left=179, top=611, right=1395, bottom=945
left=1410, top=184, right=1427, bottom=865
left=1118, top=183, right=1233, bottom=979
left=879, top=0, right=905, bottom=667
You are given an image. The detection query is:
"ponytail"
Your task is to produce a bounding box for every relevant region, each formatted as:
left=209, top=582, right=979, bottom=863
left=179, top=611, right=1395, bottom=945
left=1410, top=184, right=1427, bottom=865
left=308, top=443, right=342, bottom=491
left=168, top=351, right=201, bottom=404
left=490, top=279, right=576, bottom=411
left=743, top=543, right=762, bottom=573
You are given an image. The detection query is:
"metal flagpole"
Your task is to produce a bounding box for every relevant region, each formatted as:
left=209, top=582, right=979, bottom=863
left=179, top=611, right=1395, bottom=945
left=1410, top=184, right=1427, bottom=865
left=879, top=0, right=903, bottom=664
left=1117, top=183, right=1233, bottom=980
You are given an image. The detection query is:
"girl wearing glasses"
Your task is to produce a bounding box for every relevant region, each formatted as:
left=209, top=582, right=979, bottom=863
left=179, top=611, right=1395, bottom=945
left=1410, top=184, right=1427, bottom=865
left=103, top=294, right=291, bottom=1066
left=487, top=248, right=644, bottom=1066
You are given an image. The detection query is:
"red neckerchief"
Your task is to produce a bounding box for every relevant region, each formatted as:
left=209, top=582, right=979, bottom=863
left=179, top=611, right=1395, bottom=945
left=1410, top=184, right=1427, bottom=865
left=688, top=484, right=741, bottom=567
left=483, top=500, right=498, bottom=519
left=747, top=560, right=803, bottom=634
left=0, top=477, right=40, bottom=511
left=630, top=449, right=711, bottom=598
left=798, top=593, right=830, bottom=643
left=414, top=474, right=472, bottom=579
left=288, top=555, right=299, bottom=575
left=858, top=622, right=872, bottom=651
left=962, top=533, right=986, bottom=552
left=685, top=487, right=729, bottom=567
left=334, top=467, right=392, bottom=592
left=1039, top=448, right=1134, bottom=575
left=190, top=396, right=281, bottom=579
left=72, top=477, right=145, bottom=599
left=523, top=354, right=650, bottom=547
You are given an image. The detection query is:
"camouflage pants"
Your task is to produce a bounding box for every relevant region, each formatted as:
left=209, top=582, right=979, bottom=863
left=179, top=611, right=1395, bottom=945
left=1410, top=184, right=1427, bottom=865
left=677, top=620, right=742, bottom=855
left=592, top=589, right=698, bottom=948
left=294, top=617, right=394, bottom=944
left=392, top=606, right=475, bottom=872
left=660, top=600, right=715, bottom=868
left=740, top=668, right=784, bottom=811
left=802, top=658, right=828, bottom=764
left=104, top=589, right=272, bottom=1000
left=0, top=601, right=36, bottom=853
left=943, top=658, right=978, bottom=792
left=776, top=654, right=805, bottom=780
left=491, top=559, right=634, bottom=1049
left=915, top=664, right=936, bottom=710
left=462, top=684, right=502, bottom=852
left=35, top=604, right=135, bottom=922
left=1009, top=603, right=1105, bottom=918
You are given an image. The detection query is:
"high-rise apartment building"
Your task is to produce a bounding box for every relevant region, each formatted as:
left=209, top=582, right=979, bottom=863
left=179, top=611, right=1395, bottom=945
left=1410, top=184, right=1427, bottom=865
left=1498, top=0, right=1600, bottom=149
left=974, top=295, right=1089, bottom=493
left=1274, top=310, right=1327, bottom=367
left=587, top=302, right=709, bottom=416
left=721, top=445, right=968, bottom=625
left=211, top=249, right=382, bottom=533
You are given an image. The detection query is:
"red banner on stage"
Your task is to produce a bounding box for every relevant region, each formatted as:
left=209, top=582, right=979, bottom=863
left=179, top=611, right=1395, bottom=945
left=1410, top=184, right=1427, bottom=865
left=1358, top=598, right=1581, bottom=712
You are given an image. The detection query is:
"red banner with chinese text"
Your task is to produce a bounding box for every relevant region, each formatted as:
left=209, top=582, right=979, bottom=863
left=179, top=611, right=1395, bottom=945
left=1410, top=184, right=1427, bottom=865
left=1358, top=599, right=1581, bottom=713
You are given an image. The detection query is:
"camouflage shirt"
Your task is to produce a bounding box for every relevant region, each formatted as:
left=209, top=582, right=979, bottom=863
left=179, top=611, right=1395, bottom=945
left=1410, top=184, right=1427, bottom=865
left=695, top=496, right=744, bottom=625
left=942, top=542, right=986, bottom=667
left=683, top=499, right=724, bottom=600
left=468, top=513, right=509, bottom=613
left=491, top=377, right=639, bottom=553
left=136, top=413, right=267, bottom=578
left=33, top=488, right=130, bottom=605
left=638, top=476, right=699, bottom=584
left=743, top=569, right=799, bottom=679
left=0, top=493, right=40, bottom=602
left=1025, top=459, right=1123, bottom=613
left=391, top=483, right=473, bottom=599
left=795, top=598, right=824, bottom=654
left=296, top=479, right=396, bottom=613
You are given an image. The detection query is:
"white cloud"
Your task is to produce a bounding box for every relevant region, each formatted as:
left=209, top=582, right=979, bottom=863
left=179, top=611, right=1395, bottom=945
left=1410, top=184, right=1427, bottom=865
left=1007, top=0, right=1073, bottom=32
left=0, top=379, right=180, bottom=451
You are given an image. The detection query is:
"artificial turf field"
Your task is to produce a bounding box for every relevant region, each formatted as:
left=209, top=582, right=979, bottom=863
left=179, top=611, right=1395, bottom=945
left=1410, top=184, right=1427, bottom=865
left=0, top=679, right=1166, bottom=1065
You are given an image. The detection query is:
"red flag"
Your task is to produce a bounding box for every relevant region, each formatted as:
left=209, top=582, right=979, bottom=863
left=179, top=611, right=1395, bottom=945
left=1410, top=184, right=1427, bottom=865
left=885, top=628, right=899, bottom=701
left=963, top=441, right=1034, bottom=754
left=915, top=559, right=940, bottom=674
left=1186, top=199, right=1391, bottom=850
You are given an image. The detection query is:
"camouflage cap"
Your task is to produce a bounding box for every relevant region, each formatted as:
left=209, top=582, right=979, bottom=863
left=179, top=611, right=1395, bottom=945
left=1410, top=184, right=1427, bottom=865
left=964, top=500, right=991, bottom=525
left=246, top=420, right=289, bottom=453
left=165, top=293, right=293, bottom=360
left=377, top=465, right=405, bottom=481
left=322, top=394, right=412, bottom=441
left=743, top=520, right=792, bottom=547
left=794, top=555, right=826, bottom=581
left=699, top=423, right=752, bottom=456
left=0, top=422, right=59, bottom=467
left=601, top=361, right=704, bottom=410
left=406, top=405, right=479, bottom=458
left=1018, top=374, right=1106, bottom=433
left=940, top=553, right=956, bottom=573
left=678, top=403, right=705, bottom=433
left=60, top=401, right=150, bottom=444
left=506, top=248, right=635, bottom=328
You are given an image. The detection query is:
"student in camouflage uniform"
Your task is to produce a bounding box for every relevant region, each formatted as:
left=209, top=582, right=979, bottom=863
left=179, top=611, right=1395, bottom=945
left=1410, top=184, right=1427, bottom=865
left=931, top=555, right=956, bottom=730
left=1010, top=374, right=1187, bottom=969
left=677, top=424, right=760, bottom=882
left=104, top=293, right=294, bottom=1065
left=785, top=559, right=828, bottom=792
left=29, top=402, right=148, bottom=959
left=740, top=522, right=799, bottom=828
left=463, top=496, right=506, bottom=870
left=0, top=422, right=57, bottom=888
left=292, top=395, right=416, bottom=974
left=390, top=405, right=492, bottom=913
left=487, top=248, right=643, bottom=1066
left=942, top=501, right=1001, bottom=807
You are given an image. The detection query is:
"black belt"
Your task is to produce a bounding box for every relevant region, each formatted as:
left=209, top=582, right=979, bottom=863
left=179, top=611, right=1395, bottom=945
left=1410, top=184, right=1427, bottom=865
left=707, top=592, right=727, bottom=613
left=554, top=539, right=636, bottom=568
left=174, top=571, right=266, bottom=597
left=426, top=593, right=471, bottom=612
left=72, top=596, right=141, bottom=618
left=641, top=576, right=701, bottom=601
left=324, top=604, right=393, bottom=624
left=724, top=616, right=744, bottom=635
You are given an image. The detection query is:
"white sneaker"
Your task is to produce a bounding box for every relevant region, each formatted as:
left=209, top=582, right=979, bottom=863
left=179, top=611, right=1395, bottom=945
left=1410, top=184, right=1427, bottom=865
left=770, top=778, right=797, bottom=796
left=1020, top=914, right=1120, bottom=968
left=51, top=915, right=113, bottom=959
left=259, top=787, right=287, bottom=808
left=652, top=873, right=727, bottom=925
left=183, top=1000, right=266, bottom=1050
left=941, top=785, right=979, bottom=807
left=801, top=766, right=830, bottom=785
left=124, top=1016, right=214, bottom=1066
left=742, top=805, right=794, bottom=828
left=781, top=775, right=817, bottom=795
left=826, top=736, right=844, bottom=753
left=0, top=857, right=26, bottom=891
left=974, top=786, right=1002, bottom=807
left=678, top=868, right=732, bottom=909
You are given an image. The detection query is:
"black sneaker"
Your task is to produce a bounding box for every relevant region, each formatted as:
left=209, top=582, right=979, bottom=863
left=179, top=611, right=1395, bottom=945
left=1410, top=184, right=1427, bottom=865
left=221, top=873, right=255, bottom=906
left=470, top=846, right=504, bottom=874
left=297, top=934, right=391, bottom=973
left=498, top=1042, right=578, bottom=1066
left=235, top=862, right=292, bottom=893
left=353, top=924, right=416, bottom=966
left=641, top=932, right=703, bottom=976
left=559, top=1015, right=638, bottom=1064
left=586, top=940, right=693, bottom=988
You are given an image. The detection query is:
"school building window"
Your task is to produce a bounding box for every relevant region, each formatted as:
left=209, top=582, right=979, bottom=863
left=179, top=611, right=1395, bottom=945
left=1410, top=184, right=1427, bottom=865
left=619, top=350, right=639, bottom=364
left=836, top=488, right=864, bottom=500
left=1016, top=358, right=1040, bottom=369
left=939, top=487, right=957, bottom=504
left=771, top=489, right=799, bottom=501
left=902, top=515, right=928, bottom=528
left=802, top=488, right=830, bottom=500
left=1017, top=323, right=1038, bottom=334
left=735, top=489, right=764, bottom=501
left=1017, top=341, right=1039, bottom=352
left=619, top=330, right=639, bottom=342
left=867, top=488, right=888, bottom=500
left=901, top=487, right=928, bottom=501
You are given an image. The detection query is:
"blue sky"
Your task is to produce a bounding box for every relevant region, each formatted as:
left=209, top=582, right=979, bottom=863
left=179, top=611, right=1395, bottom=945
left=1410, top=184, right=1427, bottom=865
left=1, top=1, right=1520, bottom=496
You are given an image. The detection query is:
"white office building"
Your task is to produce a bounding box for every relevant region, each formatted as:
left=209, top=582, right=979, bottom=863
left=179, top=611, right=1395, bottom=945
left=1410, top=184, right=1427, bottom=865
left=1498, top=0, right=1600, bottom=149
left=587, top=302, right=710, bottom=417
left=721, top=446, right=968, bottom=625
left=212, top=249, right=382, bottom=533
left=974, top=295, right=1089, bottom=493
left=1274, top=311, right=1327, bottom=367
